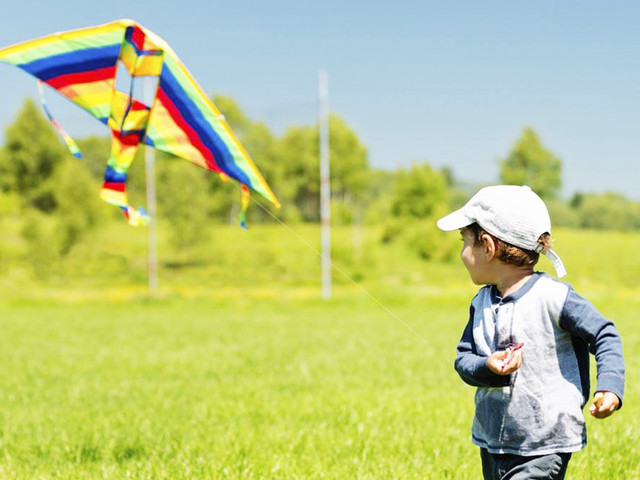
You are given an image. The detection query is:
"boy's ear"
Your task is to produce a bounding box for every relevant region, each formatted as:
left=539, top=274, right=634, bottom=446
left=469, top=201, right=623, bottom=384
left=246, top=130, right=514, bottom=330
left=480, top=233, right=497, bottom=261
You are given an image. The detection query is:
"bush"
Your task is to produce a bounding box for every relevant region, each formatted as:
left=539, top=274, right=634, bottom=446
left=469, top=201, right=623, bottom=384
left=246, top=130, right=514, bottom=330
left=52, top=160, right=107, bottom=255
left=391, top=164, right=449, bottom=219
left=156, top=161, right=210, bottom=250
left=572, top=192, right=640, bottom=231
left=546, top=200, right=579, bottom=229
left=20, top=210, right=58, bottom=279
left=404, top=220, right=459, bottom=262
left=380, top=219, right=405, bottom=244
left=382, top=217, right=459, bottom=262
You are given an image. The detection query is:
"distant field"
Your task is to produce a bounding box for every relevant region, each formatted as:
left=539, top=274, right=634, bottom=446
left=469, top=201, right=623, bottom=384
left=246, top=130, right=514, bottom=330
left=0, top=222, right=638, bottom=478
left=1, top=220, right=638, bottom=300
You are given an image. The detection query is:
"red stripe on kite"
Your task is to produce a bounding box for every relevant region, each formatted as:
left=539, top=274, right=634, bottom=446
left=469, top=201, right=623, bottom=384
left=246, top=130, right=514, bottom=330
left=111, top=128, right=144, bottom=146
left=156, top=88, right=222, bottom=172
left=130, top=26, right=146, bottom=51
left=102, top=182, right=126, bottom=192
left=46, top=65, right=116, bottom=89
left=130, top=99, right=149, bottom=111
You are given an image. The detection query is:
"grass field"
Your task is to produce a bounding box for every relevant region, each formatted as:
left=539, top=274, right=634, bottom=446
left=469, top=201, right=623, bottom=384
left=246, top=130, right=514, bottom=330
left=0, top=222, right=638, bottom=478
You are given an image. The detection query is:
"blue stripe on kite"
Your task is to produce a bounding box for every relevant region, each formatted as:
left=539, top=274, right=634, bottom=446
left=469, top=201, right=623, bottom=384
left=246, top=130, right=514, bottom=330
left=119, top=128, right=147, bottom=138
left=104, top=164, right=128, bottom=183
left=158, top=67, right=253, bottom=187
left=20, top=45, right=121, bottom=81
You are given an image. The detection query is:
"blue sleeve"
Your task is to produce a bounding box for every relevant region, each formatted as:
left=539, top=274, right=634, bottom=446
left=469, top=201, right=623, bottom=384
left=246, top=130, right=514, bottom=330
left=454, top=305, right=511, bottom=388
left=560, top=289, right=625, bottom=407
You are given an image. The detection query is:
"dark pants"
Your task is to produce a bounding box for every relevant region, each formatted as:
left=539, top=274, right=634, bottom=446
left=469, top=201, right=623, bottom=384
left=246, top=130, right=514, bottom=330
left=480, top=448, right=572, bottom=480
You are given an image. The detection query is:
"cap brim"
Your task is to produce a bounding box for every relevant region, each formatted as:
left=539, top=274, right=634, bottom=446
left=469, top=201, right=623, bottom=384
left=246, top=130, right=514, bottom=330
left=436, top=209, right=473, bottom=231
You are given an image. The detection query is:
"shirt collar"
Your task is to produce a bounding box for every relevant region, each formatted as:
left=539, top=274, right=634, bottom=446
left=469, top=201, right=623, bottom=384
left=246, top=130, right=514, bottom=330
left=490, top=272, right=545, bottom=304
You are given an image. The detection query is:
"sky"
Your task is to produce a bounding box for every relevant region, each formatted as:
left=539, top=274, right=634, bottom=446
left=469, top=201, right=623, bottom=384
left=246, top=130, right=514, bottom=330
left=0, top=0, right=638, bottom=199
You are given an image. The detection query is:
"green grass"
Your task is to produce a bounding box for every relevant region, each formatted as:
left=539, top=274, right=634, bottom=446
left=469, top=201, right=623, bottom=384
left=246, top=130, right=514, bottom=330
left=0, top=221, right=638, bottom=478
left=0, top=295, right=638, bottom=479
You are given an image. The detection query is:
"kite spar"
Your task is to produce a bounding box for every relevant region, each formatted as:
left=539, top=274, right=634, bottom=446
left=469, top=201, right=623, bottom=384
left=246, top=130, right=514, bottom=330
left=0, top=19, right=280, bottom=226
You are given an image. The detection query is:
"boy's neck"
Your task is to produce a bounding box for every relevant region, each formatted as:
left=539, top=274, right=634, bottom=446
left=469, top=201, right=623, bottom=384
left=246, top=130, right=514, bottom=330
left=494, top=267, right=534, bottom=298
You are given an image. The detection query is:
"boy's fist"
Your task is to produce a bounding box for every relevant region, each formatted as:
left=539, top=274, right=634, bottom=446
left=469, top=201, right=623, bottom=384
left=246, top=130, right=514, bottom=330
left=487, top=348, right=522, bottom=376
left=589, top=391, right=620, bottom=419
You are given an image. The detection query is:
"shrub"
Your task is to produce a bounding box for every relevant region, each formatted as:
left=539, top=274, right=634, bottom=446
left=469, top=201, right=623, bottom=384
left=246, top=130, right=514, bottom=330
left=20, top=210, right=58, bottom=279
left=401, top=219, right=459, bottom=262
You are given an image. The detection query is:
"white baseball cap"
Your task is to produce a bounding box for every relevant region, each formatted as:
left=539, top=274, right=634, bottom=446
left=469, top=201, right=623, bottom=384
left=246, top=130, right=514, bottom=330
left=437, top=185, right=566, bottom=277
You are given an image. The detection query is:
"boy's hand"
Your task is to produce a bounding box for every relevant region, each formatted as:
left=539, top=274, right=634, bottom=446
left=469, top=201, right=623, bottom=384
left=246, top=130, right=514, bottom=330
left=487, top=348, right=522, bottom=376
left=589, top=391, right=620, bottom=419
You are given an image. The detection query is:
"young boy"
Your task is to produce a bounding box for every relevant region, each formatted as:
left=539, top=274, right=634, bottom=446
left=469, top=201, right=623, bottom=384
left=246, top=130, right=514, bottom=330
left=437, top=185, right=625, bottom=480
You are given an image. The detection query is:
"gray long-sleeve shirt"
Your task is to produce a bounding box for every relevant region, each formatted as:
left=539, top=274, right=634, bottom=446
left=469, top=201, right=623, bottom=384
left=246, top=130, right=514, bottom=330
left=455, top=272, right=625, bottom=456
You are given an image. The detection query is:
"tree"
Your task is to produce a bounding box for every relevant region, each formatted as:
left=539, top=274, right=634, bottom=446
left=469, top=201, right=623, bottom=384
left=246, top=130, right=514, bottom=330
left=391, top=163, right=449, bottom=219
left=210, top=95, right=282, bottom=223
left=276, top=114, right=370, bottom=222
left=156, top=158, right=210, bottom=250
left=212, top=94, right=251, bottom=136
left=386, top=163, right=456, bottom=261
left=499, top=127, right=562, bottom=200
left=275, top=125, right=318, bottom=221
left=52, top=159, right=107, bottom=255
left=208, top=97, right=372, bottom=224
left=75, top=135, right=111, bottom=180
left=0, top=98, right=66, bottom=212
left=327, top=115, right=369, bottom=224
left=571, top=192, right=640, bottom=231
left=0, top=99, right=107, bottom=258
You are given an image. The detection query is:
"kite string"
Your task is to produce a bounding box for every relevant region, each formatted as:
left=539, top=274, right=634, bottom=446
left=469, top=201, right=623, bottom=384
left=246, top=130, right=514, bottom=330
left=241, top=188, right=431, bottom=346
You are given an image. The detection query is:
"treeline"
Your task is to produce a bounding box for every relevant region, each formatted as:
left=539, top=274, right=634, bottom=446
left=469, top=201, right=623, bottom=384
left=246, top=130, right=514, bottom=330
left=0, top=96, right=639, bottom=263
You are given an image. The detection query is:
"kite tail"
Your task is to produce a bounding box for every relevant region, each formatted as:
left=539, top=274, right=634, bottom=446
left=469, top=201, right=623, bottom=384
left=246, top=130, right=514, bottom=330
left=123, top=205, right=151, bottom=227
left=239, top=184, right=250, bottom=229
left=37, top=81, right=82, bottom=159
left=101, top=148, right=150, bottom=227
left=100, top=182, right=150, bottom=227
left=219, top=173, right=250, bottom=229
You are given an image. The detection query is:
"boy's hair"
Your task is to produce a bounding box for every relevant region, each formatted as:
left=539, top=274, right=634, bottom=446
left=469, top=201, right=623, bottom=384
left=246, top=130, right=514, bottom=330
left=468, top=222, right=551, bottom=268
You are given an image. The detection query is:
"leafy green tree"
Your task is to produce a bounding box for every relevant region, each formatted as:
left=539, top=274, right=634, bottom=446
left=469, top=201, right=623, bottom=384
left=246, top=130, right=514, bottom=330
left=328, top=115, right=369, bottom=224
left=20, top=210, right=57, bottom=279
left=0, top=98, right=66, bottom=212
left=545, top=199, right=579, bottom=229
left=210, top=95, right=282, bottom=223
left=571, top=192, right=640, bottom=231
left=0, top=99, right=107, bottom=256
left=241, top=121, right=282, bottom=215
left=391, top=163, right=449, bottom=219
left=223, top=119, right=283, bottom=224
left=386, top=163, right=455, bottom=261
left=499, top=127, right=562, bottom=200
left=75, top=135, right=111, bottom=180
left=52, top=159, right=107, bottom=255
left=156, top=159, right=210, bottom=249
left=212, top=94, right=251, bottom=136
left=275, top=125, right=318, bottom=221
left=276, top=114, right=370, bottom=222
left=361, top=169, right=395, bottom=224
left=209, top=97, right=371, bottom=224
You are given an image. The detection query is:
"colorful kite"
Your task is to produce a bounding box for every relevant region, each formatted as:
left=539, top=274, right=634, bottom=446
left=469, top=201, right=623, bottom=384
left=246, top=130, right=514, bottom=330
left=0, top=19, right=280, bottom=226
